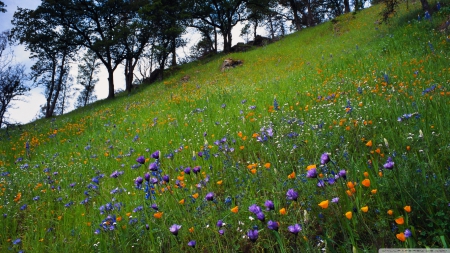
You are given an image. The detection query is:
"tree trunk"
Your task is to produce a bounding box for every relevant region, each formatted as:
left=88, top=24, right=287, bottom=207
left=214, top=27, right=218, bottom=53
left=45, top=59, right=57, bottom=118
left=419, top=0, right=430, bottom=11
left=107, top=67, right=115, bottom=99
left=307, top=0, right=313, bottom=26
left=171, top=37, right=177, bottom=66
left=344, top=0, right=350, bottom=13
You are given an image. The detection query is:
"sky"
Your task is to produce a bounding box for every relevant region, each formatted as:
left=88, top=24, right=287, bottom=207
left=0, top=0, right=247, bottom=126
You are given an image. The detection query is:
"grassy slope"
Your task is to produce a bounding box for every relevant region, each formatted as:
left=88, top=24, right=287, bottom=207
left=1, top=2, right=450, bottom=252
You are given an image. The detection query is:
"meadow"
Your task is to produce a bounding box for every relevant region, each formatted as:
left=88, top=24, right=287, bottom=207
left=1, top=2, right=449, bottom=252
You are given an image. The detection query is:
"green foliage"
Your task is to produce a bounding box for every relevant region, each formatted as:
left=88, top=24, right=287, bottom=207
left=1, top=2, right=450, bottom=252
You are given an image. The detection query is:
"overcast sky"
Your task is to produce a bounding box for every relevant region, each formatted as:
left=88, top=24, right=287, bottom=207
left=1, top=0, right=246, bottom=126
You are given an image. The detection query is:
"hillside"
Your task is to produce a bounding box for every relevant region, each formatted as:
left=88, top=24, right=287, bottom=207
left=1, top=2, right=450, bottom=252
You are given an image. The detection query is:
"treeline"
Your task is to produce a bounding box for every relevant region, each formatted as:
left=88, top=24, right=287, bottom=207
left=0, top=0, right=433, bottom=125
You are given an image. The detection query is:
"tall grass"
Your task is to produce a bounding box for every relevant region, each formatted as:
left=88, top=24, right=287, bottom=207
left=1, top=2, right=449, bottom=252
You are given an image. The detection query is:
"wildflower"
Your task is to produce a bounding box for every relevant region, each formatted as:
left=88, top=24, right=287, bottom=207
left=169, top=224, right=182, bottom=235
left=404, top=206, right=411, bottom=213
left=279, top=208, right=287, bottom=215
left=151, top=151, right=160, bottom=159
left=288, top=171, right=296, bottom=179
left=318, top=200, right=329, bottom=209
left=13, top=238, right=22, bottom=245
left=264, top=200, right=274, bottom=211
left=286, top=189, right=298, bottom=201
left=249, top=204, right=262, bottom=214
left=134, top=177, right=143, bottom=187
left=338, top=170, right=347, bottom=180
left=136, top=156, right=145, bottom=164
left=162, top=175, right=169, bottom=183
left=361, top=179, right=370, bottom=188
left=363, top=172, right=369, bottom=178
left=205, top=192, right=214, bottom=201
left=267, top=220, right=279, bottom=231
left=288, top=224, right=302, bottom=235
left=264, top=163, right=271, bottom=169
left=387, top=210, right=393, bottom=216
left=256, top=212, right=265, bottom=221
left=151, top=204, right=158, bottom=210
left=306, top=164, right=316, bottom=170
left=345, top=211, right=352, bottom=219
left=153, top=212, right=163, bottom=219
left=331, top=197, right=339, bottom=203
left=247, top=229, right=258, bottom=242
left=189, top=227, right=194, bottom=233
left=188, top=240, right=196, bottom=248
left=395, top=216, right=404, bottom=225
left=217, top=220, right=223, bottom=228
left=396, top=232, right=406, bottom=242
left=179, top=199, right=185, bottom=205
left=148, top=162, right=158, bottom=171
left=306, top=168, right=317, bottom=178
left=193, top=166, right=201, bottom=174
left=361, top=206, right=369, bottom=213
left=371, top=189, right=377, bottom=194
left=365, top=140, right=372, bottom=147
left=383, top=157, right=394, bottom=170
left=404, top=229, right=412, bottom=238
left=231, top=206, right=239, bottom=213
left=320, top=153, right=330, bottom=165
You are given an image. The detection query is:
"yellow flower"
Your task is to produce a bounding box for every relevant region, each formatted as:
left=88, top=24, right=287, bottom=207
left=361, top=179, right=370, bottom=188
left=192, top=193, right=199, bottom=199
left=279, top=208, right=287, bottom=215
left=179, top=199, right=185, bottom=205
left=395, top=216, right=404, bottom=225
left=371, top=189, right=377, bottom=194
left=365, top=140, right=373, bottom=147
left=345, top=211, right=352, bottom=220
left=387, top=209, right=393, bottom=216
left=230, top=206, right=239, bottom=213
left=361, top=206, right=369, bottom=213
left=404, top=206, right=411, bottom=213
left=216, top=180, right=223, bottom=185
left=189, top=227, right=194, bottom=233
left=318, top=200, right=329, bottom=209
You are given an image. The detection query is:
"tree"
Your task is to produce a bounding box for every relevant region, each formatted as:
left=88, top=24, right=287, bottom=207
left=0, top=1, right=6, bottom=13
left=11, top=7, right=77, bottom=118
left=0, top=31, right=29, bottom=128
left=75, top=50, right=100, bottom=108
left=190, top=0, right=248, bottom=53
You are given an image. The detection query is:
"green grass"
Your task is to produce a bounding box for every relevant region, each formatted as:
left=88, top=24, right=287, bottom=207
left=1, top=2, right=450, bottom=252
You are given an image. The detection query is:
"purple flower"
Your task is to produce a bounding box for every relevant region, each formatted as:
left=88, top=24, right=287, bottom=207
left=404, top=229, right=412, bottom=238
left=317, top=180, right=325, bottom=188
left=320, top=153, right=330, bottom=165
left=219, top=229, right=224, bottom=235
left=327, top=177, right=335, bottom=185
left=151, top=203, right=158, bottom=210
left=169, top=224, right=182, bottom=235
left=110, top=171, right=123, bottom=178
left=151, top=151, right=160, bottom=159
left=256, top=212, right=265, bottom=221
left=148, top=162, right=158, bottom=171
left=306, top=168, right=317, bottom=178
left=331, top=197, right=339, bottom=203
left=150, top=177, right=158, bottom=184
left=135, top=176, right=143, bottom=186
left=205, top=192, right=214, bottom=201
left=288, top=224, right=302, bottom=235
left=338, top=169, right=347, bottom=180
left=249, top=204, right=262, bottom=214
left=13, top=238, right=22, bottom=245
left=144, top=173, right=151, bottom=182
left=267, top=220, right=279, bottom=231
left=264, top=200, right=275, bottom=211
left=286, top=189, right=298, bottom=201
left=184, top=167, right=191, bottom=174
left=217, top=220, right=223, bottom=228
left=247, top=229, right=258, bottom=242
left=188, top=240, right=196, bottom=248
left=162, top=175, right=169, bottom=183
left=383, top=157, right=394, bottom=170
left=193, top=166, right=201, bottom=174
left=136, top=156, right=146, bottom=164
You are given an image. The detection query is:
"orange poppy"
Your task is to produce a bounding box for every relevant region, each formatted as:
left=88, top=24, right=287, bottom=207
left=345, top=211, right=352, bottom=219
left=230, top=206, right=239, bottom=213
left=361, top=206, right=369, bottom=213
left=361, top=179, right=370, bottom=188
left=366, top=140, right=373, bottom=147
left=279, top=208, right=287, bottom=215
left=153, top=212, right=163, bottom=219
left=395, top=216, right=404, bottom=225
left=288, top=171, right=296, bottom=179
left=396, top=232, right=406, bottom=242
left=404, top=206, right=411, bottom=213
left=318, top=200, right=329, bottom=209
